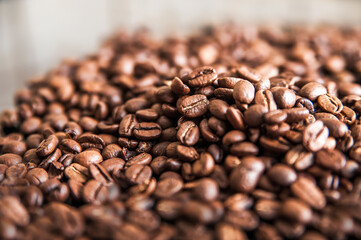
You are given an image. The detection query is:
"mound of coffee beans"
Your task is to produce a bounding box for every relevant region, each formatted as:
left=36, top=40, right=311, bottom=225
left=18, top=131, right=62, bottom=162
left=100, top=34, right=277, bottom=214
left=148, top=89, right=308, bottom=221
left=1, top=25, right=361, bottom=239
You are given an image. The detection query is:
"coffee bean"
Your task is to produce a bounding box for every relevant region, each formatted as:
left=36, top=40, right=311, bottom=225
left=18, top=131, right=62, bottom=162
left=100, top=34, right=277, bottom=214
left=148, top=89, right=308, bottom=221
left=291, top=176, right=326, bottom=209
left=133, top=122, right=162, bottom=140
left=0, top=196, right=29, bottom=226
left=0, top=153, right=22, bottom=166
left=254, top=89, right=277, bottom=111
left=320, top=119, right=348, bottom=138
left=271, top=87, right=296, bottom=109
left=208, top=99, right=229, bottom=120
left=188, top=66, right=217, bottom=87
left=233, top=79, right=255, bottom=104
left=59, top=138, right=82, bottom=154
left=177, top=121, right=199, bottom=146
left=315, top=149, right=346, bottom=171
left=171, top=77, right=190, bottom=96
left=74, top=150, right=103, bottom=167
left=303, top=120, right=329, bottom=152
left=284, top=145, right=314, bottom=170
left=64, top=163, right=89, bottom=183
left=267, top=164, right=297, bottom=186
left=26, top=168, right=48, bottom=185
left=36, top=134, right=58, bottom=157
left=44, top=202, right=84, bottom=238
left=281, top=198, right=312, bottom=223
left=216, top=222, right=248, bottom=240
left=244, top=104, right=268, bottom=128
left=126, top=153, right=152, bottom=167
left=226, top=106, right=246, bottom=131
left=119, top=114, right=138, bottom=138
left=102, top=143, right=122, bottom=159
left=318, top=94, right=343, bottom=114
left=298, top=82, right=327, bottom=101
left=177, top=94, right=209, bottom=118
left=193, top=152, right=215, bottom=176
left=217, top=77, right=242, bottom=88
left=125, top=164, right=152, bottom=185
left=230, top=157, right=265, bottom=192
left=154, top=177, right=183, bottom=199
left=254, top=199, right=280, bottom=220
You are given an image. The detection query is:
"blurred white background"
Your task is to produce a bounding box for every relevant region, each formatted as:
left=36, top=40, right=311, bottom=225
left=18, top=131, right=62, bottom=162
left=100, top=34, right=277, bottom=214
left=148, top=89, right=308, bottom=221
left=0, top=0, right=360, bottom=111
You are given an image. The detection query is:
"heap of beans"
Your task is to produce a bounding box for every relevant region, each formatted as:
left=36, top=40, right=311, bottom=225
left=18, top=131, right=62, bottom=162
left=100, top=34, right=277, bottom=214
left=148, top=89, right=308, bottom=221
left=1, top=25, right=361, bottom=239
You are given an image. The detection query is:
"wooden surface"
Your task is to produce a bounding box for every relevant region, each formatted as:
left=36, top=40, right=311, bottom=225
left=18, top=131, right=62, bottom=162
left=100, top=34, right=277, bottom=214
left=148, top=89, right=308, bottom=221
left=0, top=0, right=360, bottom=111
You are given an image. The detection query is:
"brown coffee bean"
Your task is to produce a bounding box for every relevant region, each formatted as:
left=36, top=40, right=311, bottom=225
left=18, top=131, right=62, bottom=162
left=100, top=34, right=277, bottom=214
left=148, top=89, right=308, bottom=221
left=177, top=121, right=199, bottom=146
left=320, top=119, right=348, bottom=138
left=298, top=82, right=327, bottom=101
left=226, top=106, right=246, bottom=131
left=36, top=134, right=59, bottom=157
left=208, top=99, right=229, bottom=120
left=133, top=122, right=162, bottom=140
left=0, top=196, right=29, bottom=226
left=171, top=77, right=190, bottom=96
left=264, top=110, right=287, bottom=124
left=254, top=199, right=280, bottom=220
left=230, top=157, right=265, bottom=192
left=119, top=114, right=138, bottom=138
left=254, top=89, right=277, bottom=111
left=224, top=209, right=259, bottom=231
left=89, top=163, right=113, bottom=185
left=102, top=144, right=122, bottom=159
left=281, top=198, right=312, bottom=223
left=26, top=168, right=48, bottom=185
left=0, top=153, right=22, bottom=166
left=188, top=66, right=217, bottom=87
left=303, top=120, right=329, bottom=152
left=125, top=97, right=149, bottom=113
left=216, top=222, right=248, bottom=240
left=74, top=150, right=103, bottom=167
left=177, top=94, right=209, bottom=118
left=284, top=145, right=314, bottom=170
left=217, top=77, right=242, bottom=88
left=271, top=87, right=296, bottom=109
left=44, top=202, right=84, bottom=238
left=230, top=142, right=259, bottom=157
left=125, top=164, right=152, bottom=185
left=244, top=104, right=268, bottom=128
left=318, top=94, right=343, bottom=114
left=192, top=152, right=215, bottom=176
left=285, top=107, right=310, bottom=123
left=126, top=153, right=152, bottom=167
left=291, top=176, right=326, bottom=209
left=154, top=177, right=183, bottom=199
left=59, top=138, right=82, bottom=154
left=315, top=149, right=346, bottom=171
left=233, top=79, right=255, bottom=104
left=267, top=164, right=297, bottom=186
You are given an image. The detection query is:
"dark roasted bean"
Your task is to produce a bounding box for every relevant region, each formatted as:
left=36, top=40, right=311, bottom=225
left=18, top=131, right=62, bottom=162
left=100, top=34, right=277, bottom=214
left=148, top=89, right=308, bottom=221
left=133, top=122, right=162, bottom=140
left=233, top=79, right=255, bottom=104
left=177, top=94, right=209, bottom=118
left=188, top=66, right=217, bottom=87
left=303, top=120, right=329, bottom=152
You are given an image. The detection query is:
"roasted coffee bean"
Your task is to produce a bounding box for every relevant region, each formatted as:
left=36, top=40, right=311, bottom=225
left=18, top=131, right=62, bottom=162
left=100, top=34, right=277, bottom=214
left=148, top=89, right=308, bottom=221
left=177, top=94, right=209, bottom=118
left=192, top=152, right=215, bottom=176
left=26, top=167, right=48, bottom=185
left=284, top=145, right=314, bottom=170
left=318, top=94, right=343, bottom=114
left=230, top=157, right=265, bottom=192
left=271, top=87, right=296, bottom=109
left=125, top=164, right=152, bottom=185
left=59, top=138, right=82, bottom=154
left=217, top=77, right=241, bottom=88
left=154, top=177, right=183, bottom=199
left=303, top=120, right=329, bottom=152
left=267, top=164, right=297, bottom=186
left=102, top=143, right=122, bottom=159
left=177, top=121, right=200, bottom=146
left=315, top=149, right=346, bottom=171
left=118, top=114, right=138, bottom=138
left=226, top=106, right=246, bottom=131
left=44, top=202, right=84, bottom=238
left=65, top=163, right=89, bottom=183
left=320, top=118, right=348, bottom=138
left=188, top=66, right=217, bottom=87
left=126, top=153, right=152, bottom=167
left=0, top=153, right=22, bottom=166
left=74, top=150, right=103, bottom=167
left=233, top=79, right=255, bottom=104
left=208, top=99, right=229, bottom=120
left=216, top=222, right=248, bottom=240
left=244, top=104, right=268, bottom=128
left=171, top=77, right=190, bottom=96
left=36, top=134, right=58, bottom=157
left=0, top=196, right=29, bottom=226
left=291, top=176, right=326, bottom=209
left=177, top=145, right=199, bottom=162
left=133, top=122, right=162, bottom=140
left=281, top=198, right=312, bottom=223
left=254, top=89, right=277, bottom=111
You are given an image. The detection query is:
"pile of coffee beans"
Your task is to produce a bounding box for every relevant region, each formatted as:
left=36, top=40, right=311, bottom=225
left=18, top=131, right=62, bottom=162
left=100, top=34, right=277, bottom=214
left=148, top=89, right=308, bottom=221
left=1, top=25, right=361, bottom=239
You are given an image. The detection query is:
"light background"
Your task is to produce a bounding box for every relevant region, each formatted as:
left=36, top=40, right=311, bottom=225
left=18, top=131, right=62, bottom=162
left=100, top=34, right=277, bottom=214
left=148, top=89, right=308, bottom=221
left=0, top=0, right=360, bottom=111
